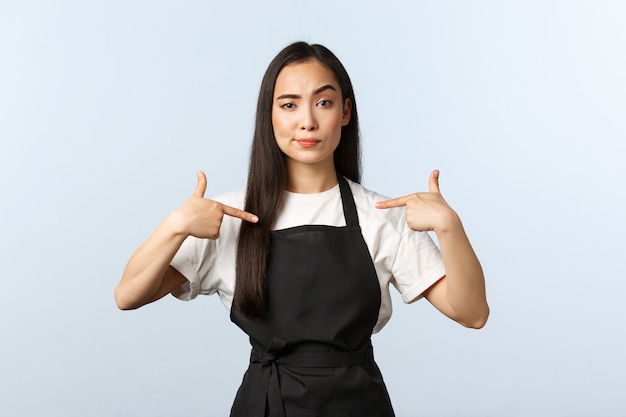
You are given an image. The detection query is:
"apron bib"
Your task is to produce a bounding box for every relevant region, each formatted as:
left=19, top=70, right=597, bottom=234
left=230, top=176, right=395, bottom=417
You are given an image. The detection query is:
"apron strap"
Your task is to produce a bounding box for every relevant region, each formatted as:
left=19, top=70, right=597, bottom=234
left=250, top=338, right=374, bottom=417
left=251, top=337, right=287, bottom=417
left=337, top=175, right=360, bottom=228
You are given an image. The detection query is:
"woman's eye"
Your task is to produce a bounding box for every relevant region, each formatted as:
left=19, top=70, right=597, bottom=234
left=281, top=103, right=295, bottom=109
left=318, top=100, right=332, bottom=107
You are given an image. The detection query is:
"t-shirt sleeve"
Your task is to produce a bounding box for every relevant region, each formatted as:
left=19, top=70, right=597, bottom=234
left=169, top=235, right=219, bottom=301
left=168, top=189, right=243, bottom=303
left=391, top=221, right=446, bottom=304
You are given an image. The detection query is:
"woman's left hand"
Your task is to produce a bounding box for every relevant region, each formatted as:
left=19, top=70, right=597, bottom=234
left=375, top=170, right=460, bottom=233
left=377, top=169, right=489, bottom=328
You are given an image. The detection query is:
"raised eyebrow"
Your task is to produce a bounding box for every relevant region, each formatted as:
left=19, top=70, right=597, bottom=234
left=275, top=84, right=338, bottom=101
left=312, top=84, right=337, bottom=95
left=276, top=93, right=300, bottom=100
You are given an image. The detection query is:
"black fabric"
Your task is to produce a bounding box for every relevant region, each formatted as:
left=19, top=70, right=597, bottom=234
left=230, top=176, right=395, bottom=417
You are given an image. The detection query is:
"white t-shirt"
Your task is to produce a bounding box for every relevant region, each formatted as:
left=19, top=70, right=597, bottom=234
left=170, top=179, right=446, bottom=333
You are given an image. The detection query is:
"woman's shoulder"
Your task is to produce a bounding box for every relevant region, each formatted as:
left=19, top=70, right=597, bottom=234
left=346, top=179, right=406, bottom=230
left=211, top=188, right=246, bottom=208
left=209, top=189, right=247, bottom=237
left=345, top=178, right=389, bottom=202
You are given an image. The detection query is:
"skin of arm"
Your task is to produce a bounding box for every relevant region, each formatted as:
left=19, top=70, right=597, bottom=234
left=376, top=170, right=489, bottom=329
left=114, top=171, right=258, bottom=310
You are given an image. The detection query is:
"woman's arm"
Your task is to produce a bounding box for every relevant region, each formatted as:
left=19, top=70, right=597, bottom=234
left=422, top=217, right=488, bottom=328
left=114, top=171, right=258, bottom=310
left=376, top=170, right=489, bottom=328
left=114, top=216, right=190, bottom=310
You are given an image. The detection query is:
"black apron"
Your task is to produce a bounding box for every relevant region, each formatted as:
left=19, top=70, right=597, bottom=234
left=230, top=176, right=395, bottom=417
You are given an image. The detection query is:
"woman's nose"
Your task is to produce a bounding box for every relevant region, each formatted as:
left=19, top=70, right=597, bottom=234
left=300, top=106, right=318, bottom=131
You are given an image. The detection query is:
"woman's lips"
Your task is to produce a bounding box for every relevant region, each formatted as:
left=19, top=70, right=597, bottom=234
left=296, top=139, right=321, bottom=148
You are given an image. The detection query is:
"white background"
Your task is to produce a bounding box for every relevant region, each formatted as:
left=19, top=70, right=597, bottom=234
left=1, top=1, right=625, bottom=416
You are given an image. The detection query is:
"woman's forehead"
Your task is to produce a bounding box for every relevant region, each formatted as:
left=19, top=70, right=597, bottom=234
left=274, top=60, right=340, bottom=95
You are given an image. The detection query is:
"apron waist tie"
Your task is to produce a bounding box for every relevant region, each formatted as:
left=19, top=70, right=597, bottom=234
left=249, top=337, right=375, bottom=417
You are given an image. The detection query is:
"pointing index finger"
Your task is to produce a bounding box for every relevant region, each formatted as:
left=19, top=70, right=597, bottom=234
left=221, top=203, right=259, bottom=223
left=375, top=195, right=412, bottom=209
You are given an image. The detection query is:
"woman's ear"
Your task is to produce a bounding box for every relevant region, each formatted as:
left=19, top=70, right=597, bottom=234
left=341, top=98, right=352, bottom=126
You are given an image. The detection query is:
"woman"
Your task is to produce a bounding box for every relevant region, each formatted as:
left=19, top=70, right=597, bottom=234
left=115, top=42, right=489, bottom=417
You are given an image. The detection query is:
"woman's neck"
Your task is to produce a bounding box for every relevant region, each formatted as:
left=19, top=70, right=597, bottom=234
left=285, top=160, right=338, bottom=194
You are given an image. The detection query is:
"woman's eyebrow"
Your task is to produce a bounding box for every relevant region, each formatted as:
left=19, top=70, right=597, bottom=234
left=313, top=84, right=337, bottom=95
left=275, top=84, right=337, bottom=100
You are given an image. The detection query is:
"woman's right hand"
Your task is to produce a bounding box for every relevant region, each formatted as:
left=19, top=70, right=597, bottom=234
left=115, top=172, right=258, bottom=310
left=170, top=171, right=259, bottom=239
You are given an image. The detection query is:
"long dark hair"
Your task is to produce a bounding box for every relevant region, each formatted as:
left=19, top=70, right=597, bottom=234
left=235, top=42, right=361, bottom=318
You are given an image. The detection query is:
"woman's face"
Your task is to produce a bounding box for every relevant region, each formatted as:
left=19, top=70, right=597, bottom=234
left=272, top=59, right=351, bottom=173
